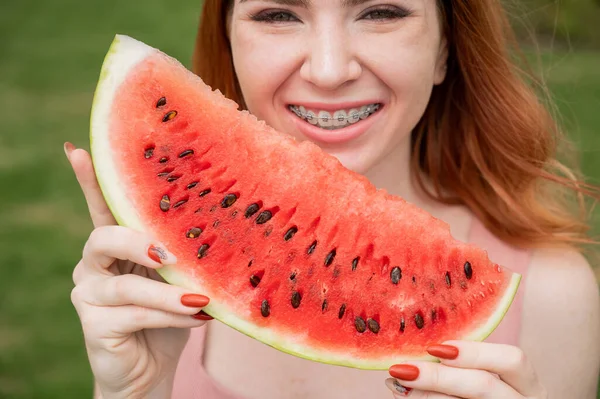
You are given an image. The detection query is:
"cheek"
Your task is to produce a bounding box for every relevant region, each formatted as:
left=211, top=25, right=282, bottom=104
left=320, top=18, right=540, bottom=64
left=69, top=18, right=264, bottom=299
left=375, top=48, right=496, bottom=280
left=230, top=27, right=302, bottom=117
left=362, top=35, right=439, bottom=123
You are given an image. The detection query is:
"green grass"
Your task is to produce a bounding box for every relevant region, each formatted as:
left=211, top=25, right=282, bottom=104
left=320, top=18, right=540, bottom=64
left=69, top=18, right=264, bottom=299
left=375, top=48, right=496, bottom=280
left=0, top=1, right=598, bottom=398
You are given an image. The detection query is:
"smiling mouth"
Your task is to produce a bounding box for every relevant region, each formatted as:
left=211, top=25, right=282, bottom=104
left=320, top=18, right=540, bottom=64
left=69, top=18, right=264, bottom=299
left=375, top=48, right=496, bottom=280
left=288, top=103, right=382, bottom=130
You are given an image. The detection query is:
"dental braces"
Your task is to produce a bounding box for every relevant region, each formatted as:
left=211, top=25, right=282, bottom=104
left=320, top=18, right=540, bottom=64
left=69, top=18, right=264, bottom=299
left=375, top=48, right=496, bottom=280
left=289, top=104, right=381, bottom=123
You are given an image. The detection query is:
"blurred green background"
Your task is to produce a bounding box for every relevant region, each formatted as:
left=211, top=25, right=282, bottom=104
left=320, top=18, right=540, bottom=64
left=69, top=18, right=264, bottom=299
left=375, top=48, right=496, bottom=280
left=0, top=0, right=598, bottom=398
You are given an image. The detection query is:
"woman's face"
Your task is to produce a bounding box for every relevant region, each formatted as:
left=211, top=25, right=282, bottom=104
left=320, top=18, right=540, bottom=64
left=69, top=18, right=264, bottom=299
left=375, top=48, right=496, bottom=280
left=228, top=0, right=447, bottom=174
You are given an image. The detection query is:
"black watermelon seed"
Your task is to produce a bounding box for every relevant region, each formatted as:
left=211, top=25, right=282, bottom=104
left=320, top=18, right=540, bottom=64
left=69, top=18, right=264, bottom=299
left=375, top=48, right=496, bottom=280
left=445, top=272, right=451, bottom=287
left=464, top=261, right=473, bottom=279
left=144, top=147, right=154, bottom=159
left=156, top=97, right=167, bottom=107
left=367, top=318, right=380, bottom=334
left=159, top=195, right=170, bottom=212
left=221, top=193, right=237, bottom=208
left=157, top=172, right=170, bottom=177
left=390, top=266, right=402, bottom=284
left=354, top=316, right=367, bottom=333
left=412, top=276, right=416, bottom=284
left=199, top=189, right=211, bottom=197
left=178, top=149, right=194, bottom=158
left=307, top=240, right=317, bottom=255
left=321, top=299, right=328, bottom=312
left=289, top=271, right=297, bottom=281
left=162, top=110, right=177, bottom=122
left=173, top=199, right=187, bottom=208
left=244, top=203, right=260, bottom=218
left=213, top=220, right=220, bottom=228
left=159, top=157, right=168, bottom=163
left=291, top=291, right=302, bottom=308
left=255, top=210, right=272, bottom=224
left=186, top=227, right=203, bottom=238
left=400, top=316, right=406, bottom=332
left=187, top=181, right=198, bottom=189
left=261, top=299, right=270, bottom=317
left=324, top=249, right=336, bottom=267
left=167, top=175, right=180, bottom=182
left=197, top=244, right=209, bottom=258
left=415, top=313, right=424, bottom=329
left=250, top=274, right=261, bottom=287
left=351, top=257, right=359, bottom=271
left=338, top=303, right=346, bottom=319
left=284, top=226, right=298, bottom=241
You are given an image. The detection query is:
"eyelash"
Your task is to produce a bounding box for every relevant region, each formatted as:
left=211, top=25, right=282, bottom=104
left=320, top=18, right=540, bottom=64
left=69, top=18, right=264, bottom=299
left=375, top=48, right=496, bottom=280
left=250, top=5, right=412, bottom=24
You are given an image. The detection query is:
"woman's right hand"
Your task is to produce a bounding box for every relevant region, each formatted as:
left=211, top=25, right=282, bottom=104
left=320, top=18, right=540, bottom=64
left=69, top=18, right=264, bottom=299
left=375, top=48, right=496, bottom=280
left=65, top=142, right=211, bottom=399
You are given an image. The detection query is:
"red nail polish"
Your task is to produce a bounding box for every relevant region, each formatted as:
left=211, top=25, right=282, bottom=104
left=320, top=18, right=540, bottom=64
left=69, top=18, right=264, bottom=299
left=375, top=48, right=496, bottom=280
left=192, top=310, right=214, bottom=320
left=64, top=142, right=75, bottom=159
left=147, top=245, right=167, bottom=264
left=181, top=294, right=210, bottom=308
left=427, top=344, right=459, bottom=360
left=389, top=365, right=419, bottom=381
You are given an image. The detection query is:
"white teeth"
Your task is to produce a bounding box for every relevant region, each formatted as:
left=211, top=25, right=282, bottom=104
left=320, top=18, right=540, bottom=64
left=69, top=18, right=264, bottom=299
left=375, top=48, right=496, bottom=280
left=306, top=110, right=318, bottom=125
left=333, top=110, right=348, bottom=127
left=317, top=111, right=333, bottom=127
left=289, top=103, right=380, bottom=129
left=347, top=109, right=360, bottom=124
left=359, top=105, right=370, bottom=120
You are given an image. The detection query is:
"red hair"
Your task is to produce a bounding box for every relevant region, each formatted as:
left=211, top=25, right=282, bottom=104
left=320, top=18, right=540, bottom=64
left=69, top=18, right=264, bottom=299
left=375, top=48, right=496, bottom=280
left=193, top=0, right=599, bottom=251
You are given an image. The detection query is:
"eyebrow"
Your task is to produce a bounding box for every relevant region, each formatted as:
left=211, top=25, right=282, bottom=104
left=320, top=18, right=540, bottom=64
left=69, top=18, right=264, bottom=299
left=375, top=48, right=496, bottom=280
left=239, top=0, right=374, bottom=7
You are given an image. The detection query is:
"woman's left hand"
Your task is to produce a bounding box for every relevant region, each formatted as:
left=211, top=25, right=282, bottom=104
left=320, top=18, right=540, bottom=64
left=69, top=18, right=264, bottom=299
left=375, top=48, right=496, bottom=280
left=385, top=340, right=548, bottom=398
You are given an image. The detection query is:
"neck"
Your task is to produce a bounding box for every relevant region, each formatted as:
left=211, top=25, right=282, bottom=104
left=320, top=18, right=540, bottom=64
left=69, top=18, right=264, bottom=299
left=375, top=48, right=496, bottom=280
left=363, top=136, right=474, bottom=242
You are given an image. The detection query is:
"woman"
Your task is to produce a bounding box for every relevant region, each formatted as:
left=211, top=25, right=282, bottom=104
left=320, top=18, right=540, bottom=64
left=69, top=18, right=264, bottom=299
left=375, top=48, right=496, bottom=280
left=66, top=0, right=600, bottom=398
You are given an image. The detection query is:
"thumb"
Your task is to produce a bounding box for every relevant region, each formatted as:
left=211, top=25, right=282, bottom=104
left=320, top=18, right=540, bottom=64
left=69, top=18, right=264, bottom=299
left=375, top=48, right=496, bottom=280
left=65, top=142, right=117, bottom=228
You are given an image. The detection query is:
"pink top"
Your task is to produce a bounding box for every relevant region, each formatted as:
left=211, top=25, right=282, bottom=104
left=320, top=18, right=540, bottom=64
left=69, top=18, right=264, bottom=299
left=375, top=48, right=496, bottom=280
left=171, top=216, right=532, bottom=398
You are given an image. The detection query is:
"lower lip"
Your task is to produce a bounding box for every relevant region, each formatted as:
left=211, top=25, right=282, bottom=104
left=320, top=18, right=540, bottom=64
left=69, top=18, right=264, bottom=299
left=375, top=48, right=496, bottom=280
left=286, top=106, right=383, bottom=144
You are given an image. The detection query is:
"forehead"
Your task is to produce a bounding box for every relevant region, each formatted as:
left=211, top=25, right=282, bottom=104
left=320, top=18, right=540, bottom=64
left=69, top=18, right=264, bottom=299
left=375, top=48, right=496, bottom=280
left=237, top=0, right=436, bottom=7
left=238, top=0, right=377, bottom=5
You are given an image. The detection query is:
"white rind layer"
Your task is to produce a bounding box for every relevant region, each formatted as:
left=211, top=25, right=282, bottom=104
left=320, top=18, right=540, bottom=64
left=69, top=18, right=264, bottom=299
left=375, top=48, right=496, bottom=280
left=89, top=34, right=522, bottom=370
left=90, top=35, right=153, bottom=233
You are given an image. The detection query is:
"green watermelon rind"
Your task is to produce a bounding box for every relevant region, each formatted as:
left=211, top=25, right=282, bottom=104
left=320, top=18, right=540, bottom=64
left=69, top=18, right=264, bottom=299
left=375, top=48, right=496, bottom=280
left=89, top=34, right=522, bottom=370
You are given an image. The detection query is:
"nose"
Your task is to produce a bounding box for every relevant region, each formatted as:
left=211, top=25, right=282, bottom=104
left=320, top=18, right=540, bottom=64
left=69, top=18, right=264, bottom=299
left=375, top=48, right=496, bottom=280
left=300, top=24, right=362, bottom=91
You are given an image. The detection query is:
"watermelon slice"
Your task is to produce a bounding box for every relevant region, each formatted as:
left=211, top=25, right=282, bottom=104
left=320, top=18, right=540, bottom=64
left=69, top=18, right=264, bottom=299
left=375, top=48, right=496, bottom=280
left=89, top=35, right=521, bottom=370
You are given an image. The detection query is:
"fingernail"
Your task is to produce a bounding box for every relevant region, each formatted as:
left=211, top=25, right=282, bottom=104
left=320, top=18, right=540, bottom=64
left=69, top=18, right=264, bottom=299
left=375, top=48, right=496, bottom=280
left=192, top=310, right=214, bottom=320
left=427, top=344, right=459, bottom=360
left=389, top=364, right=419, bottom=381
left=181, top=294, right=210, bottom=308
left=64, top=142, right=75, bottom=160
left=385, top=378, right=413, bottom=397
left=147, top=244, right=176, bottom=265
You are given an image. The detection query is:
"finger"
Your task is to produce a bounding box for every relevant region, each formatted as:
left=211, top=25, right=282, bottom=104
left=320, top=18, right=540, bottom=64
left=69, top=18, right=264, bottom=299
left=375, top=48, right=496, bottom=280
left=81, top=225, right=176, bottom=276
left=65, top=142, right=117, bottom=228
left=79, top=273, right=210, bottom=316
left=385, top=379, right=457, bottom=399
left=428, top=341, right=543, bottom=397
left=389, top=362, right=520, bottom=398
left=81, top=305, right=207, bottom=344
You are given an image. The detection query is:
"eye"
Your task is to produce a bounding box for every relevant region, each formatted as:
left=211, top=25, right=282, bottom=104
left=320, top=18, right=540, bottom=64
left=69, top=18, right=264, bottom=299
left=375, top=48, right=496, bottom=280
left=250, top=10, right=300, bottom=23
left=360, top=5, right=412, bottom=21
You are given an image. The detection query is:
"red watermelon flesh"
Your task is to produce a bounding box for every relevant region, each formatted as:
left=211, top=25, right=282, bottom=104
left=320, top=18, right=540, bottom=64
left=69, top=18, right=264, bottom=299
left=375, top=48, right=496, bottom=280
left=90, top=35, right=521, bottom=370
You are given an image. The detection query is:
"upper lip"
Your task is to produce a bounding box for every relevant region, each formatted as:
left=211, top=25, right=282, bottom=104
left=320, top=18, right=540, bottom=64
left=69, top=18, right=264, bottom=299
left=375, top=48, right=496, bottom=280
left=287, top=101, right=382, bottom=111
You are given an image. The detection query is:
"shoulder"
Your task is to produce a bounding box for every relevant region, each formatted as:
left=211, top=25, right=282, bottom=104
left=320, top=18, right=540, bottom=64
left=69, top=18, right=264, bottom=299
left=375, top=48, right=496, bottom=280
left=524, top=246, right=599, bottom=319
left=518, top=246, right=600, bottom=395
left=520, top=245, right=599, bottom=358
